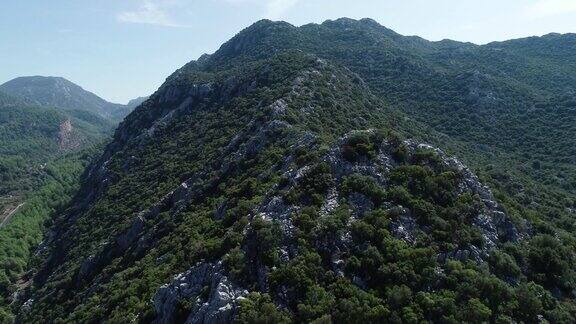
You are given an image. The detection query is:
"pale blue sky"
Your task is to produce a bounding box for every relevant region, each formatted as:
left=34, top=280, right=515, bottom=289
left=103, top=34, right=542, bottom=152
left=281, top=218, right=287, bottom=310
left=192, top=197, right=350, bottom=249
left=1, top=0, right=575, bottom=103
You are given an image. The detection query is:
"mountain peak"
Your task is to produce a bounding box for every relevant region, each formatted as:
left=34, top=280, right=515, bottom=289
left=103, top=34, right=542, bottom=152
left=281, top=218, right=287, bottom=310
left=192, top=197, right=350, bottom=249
left=250, top=18, right=294, bottom=29
left=2, top=76, right=75, bottom=94
left=0, top=76, right=130, bottom=120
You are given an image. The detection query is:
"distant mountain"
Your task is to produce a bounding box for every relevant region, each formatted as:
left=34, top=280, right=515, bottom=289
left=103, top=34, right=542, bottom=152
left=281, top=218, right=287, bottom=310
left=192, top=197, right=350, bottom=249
left=0, top=80, right=121, bottom=225
left=0, top=77, right=132, bottom=201
left=0, top=82, right=115, bottom=321
left=0, top=98, right=112, bottom=196
left=126, top=96, right=149, bottom=109
left=13, top=19, right=576, bottom=323
left=0, top=76, right=132, bottom=121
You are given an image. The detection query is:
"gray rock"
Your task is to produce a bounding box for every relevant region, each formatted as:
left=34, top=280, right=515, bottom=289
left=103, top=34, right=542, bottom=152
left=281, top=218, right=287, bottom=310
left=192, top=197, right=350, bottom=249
left=116, top=215, right=145, bottom=250
left=390, top=211, right=418, bottom=244
left=153, top=262, right=247, bottom=324
left=20, top=298, right=34, bottom=314
left=348, top=192, right=374, bottom=217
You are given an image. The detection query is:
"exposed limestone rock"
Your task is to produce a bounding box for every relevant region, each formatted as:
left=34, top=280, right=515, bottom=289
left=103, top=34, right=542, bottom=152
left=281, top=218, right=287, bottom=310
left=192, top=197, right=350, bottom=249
left=390, top=210, right=418, bottom=245
left=20, top=298, right=34, bottom=314
left=153, top=262, right=247, bottom=324
left=251, top=131, right=524, bottom=270
left=75, top=124, right=524, bottom=322
left=320, top=187, right=339, bottom=216
left=57, top=118, right=82, bottom=150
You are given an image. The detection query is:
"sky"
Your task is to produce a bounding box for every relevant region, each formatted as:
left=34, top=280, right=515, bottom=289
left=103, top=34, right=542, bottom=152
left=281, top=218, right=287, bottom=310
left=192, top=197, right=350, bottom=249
left=1, top=0, right=575, bottom=104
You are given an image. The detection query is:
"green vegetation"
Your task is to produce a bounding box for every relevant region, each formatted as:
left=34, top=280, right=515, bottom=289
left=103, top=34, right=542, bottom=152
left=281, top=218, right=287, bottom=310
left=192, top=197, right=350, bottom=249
left=0, top=88, right=114, bottom=321
left=239, top=140, right=576, bottom=323
left=0, top=100, right=111, bottom=200
left=4, top=19, right=576, bottom=323
left=202, top=18, right=576, bottom=229
left=0, top=76, right=132, bottom=121
left=0, top=105, right=63, bottom=197
left=0, top=150, right=96, bottom=322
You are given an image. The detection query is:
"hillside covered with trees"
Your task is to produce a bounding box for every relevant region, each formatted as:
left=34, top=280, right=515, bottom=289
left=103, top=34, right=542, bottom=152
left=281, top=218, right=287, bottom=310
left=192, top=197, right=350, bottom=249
left=4, top=19, right=575, bottom=323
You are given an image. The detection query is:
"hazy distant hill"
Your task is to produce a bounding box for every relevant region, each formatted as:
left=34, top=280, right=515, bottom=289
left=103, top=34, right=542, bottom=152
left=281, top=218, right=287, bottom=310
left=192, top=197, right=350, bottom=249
left=0, top=76, right=132, bottom=121
left=126, top=96, right=149, bottom=109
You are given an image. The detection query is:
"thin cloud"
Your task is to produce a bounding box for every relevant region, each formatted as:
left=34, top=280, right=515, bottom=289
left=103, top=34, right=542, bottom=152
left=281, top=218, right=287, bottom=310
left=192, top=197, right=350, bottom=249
left=265, top=0, right=299, bottom=19
left=117, top=0, right=188, bottom=27
left=219, top=0, right=299, bottom=19
left=523, top=0, right=576, bottom=18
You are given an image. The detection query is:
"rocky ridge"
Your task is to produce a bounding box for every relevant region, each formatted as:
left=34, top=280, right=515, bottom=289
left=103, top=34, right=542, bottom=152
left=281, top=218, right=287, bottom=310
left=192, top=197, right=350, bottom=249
left=20, top=34, right=559, bottom=322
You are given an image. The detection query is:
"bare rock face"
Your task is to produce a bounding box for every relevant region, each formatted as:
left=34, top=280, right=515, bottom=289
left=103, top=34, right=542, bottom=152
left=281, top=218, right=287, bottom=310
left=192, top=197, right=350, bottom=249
left=58, top=118, right=81, bottom=150
left=153, top=262, right=247, bottom=324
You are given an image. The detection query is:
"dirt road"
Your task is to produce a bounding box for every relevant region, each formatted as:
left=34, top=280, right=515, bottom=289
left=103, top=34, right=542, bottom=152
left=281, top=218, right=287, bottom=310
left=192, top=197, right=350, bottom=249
left=0, top=203, right=25, bottom=229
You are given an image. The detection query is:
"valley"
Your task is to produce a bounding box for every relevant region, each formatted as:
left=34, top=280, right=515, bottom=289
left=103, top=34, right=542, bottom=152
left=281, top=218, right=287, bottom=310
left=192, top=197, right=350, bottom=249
left=0, top=78, right=145, bottom=322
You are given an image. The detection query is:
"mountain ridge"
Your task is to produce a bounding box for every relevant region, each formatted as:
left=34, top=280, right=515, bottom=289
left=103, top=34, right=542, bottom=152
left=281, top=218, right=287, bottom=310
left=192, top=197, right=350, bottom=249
left=0, top=76, right=133, bottom=121
left=4, top=18, right=576, bottom=323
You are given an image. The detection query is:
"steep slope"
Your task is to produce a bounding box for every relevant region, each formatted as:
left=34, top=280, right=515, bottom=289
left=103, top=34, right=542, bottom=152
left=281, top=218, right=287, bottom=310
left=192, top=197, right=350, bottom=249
left=0, top=149, right=95, bottom=322
left=193, top=19, right=576, bottom=198
left=204, top=18, right=576, bottom=101
left=18, top=41, right=576, bottom=324
left=0, top=76, right=132, bottom=121
left=0, top=102, right=111, bottom=197
left=0, top=77, right=135, bottom=202
left=0, top=91, right=33, bottom=108
left=186, top=19, right=576, bottom=264
left=0, top=88, right=115, bottom=321
left=126, top=96, right=150, bottom=110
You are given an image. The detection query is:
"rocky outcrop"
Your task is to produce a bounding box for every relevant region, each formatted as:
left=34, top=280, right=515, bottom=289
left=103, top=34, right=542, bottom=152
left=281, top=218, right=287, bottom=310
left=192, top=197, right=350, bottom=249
left=153, top=262, right=247, bottom=324
left=240, top=131, right=524, bottom=280
left=199, top=130, right=526, bottom=316
left=57, top=118, right=82, bottom=150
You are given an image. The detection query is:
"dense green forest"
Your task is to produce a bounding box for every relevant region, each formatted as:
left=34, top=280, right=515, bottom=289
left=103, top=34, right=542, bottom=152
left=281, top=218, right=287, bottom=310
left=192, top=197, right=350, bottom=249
left=0, top=94, right=113, bottom=200
left=0, top=105, right=64, bottom=198
left=0, top=89, right=116, bottom=321
left=0, top=149, right=96, bottom=322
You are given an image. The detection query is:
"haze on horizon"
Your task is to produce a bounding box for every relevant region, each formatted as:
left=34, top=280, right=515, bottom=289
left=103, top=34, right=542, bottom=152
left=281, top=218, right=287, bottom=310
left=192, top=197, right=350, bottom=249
left=1, top=0, right=575, bottom=104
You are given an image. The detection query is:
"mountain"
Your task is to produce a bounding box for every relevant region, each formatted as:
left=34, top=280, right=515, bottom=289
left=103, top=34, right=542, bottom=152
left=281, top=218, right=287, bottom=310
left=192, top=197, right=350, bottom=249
left=0, top=104, right=105, bottom=193
left=0, top=76, right=132, bottom=121
left=0, top=77, right=143, bottom=201
left=0, top=81, right=121, bottom=317
left=7, top=19, right=575, bottom=323
left=193, top=18, right=576, bottom=238
left=126, top=96, right=149, bottom=110
left=0, top=82, right=122, bottom=192
left=200, top=19, right=576, bottom=171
